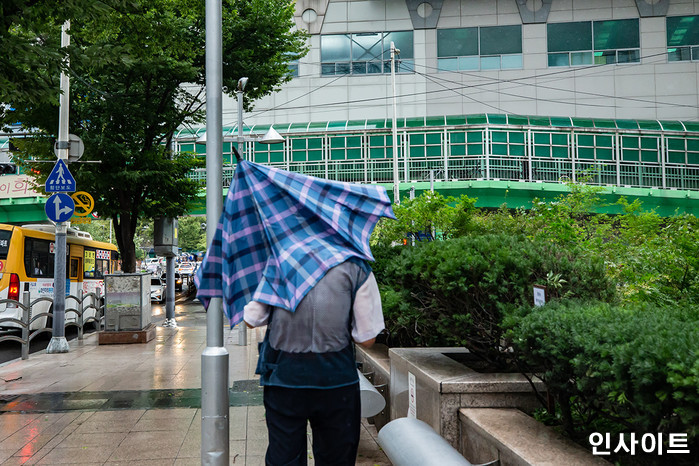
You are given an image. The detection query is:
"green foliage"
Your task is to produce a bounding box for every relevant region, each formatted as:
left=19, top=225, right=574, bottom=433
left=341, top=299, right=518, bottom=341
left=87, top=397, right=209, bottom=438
left=509, top=300, right=699, bottom=462
left=378, top=234, right=614, bottom=368
left=371, top=191, right=477, bottom=246
left=177, top=216, right=207, bottom=252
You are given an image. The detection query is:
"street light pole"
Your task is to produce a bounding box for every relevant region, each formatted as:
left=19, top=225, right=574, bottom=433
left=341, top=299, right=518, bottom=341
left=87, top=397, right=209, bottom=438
left=235, top=77, right=248, bottom=347
left=391, top=41, right=400, bottom=205
left=201, top=0, right=229, bottom=464
left=47, top=20, right=71, bottom=354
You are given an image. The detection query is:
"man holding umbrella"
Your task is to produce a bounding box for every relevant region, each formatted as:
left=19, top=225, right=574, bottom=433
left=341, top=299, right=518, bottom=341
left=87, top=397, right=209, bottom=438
left=195, top=155, right=395, bottom=465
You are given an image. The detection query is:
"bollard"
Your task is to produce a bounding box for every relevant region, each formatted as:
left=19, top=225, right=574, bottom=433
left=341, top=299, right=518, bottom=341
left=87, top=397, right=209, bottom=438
left=77, top=289, right=84, bottom=341
left=358, top=370, right=385, bottom=418
left=377, top=417, right=474, bottom=466
left=21, top=291, right=30, bottom=360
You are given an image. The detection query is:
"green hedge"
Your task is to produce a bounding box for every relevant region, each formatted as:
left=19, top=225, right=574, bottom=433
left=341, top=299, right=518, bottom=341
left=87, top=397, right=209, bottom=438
left=376, top=233, right=615, bottom=368
left=509, top=300, right=699, bottom=462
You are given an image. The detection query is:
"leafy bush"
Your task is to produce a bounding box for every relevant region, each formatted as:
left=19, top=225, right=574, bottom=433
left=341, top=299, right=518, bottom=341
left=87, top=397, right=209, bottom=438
left=378, top=234, right=615, bottom=368
left=509, top=300, right=699, bottom=464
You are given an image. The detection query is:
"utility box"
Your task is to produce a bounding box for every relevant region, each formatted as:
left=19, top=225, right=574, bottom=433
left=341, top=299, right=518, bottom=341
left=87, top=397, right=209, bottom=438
left=103, top=273, right=151, bottom=331
left=154, top=217, right=178, bottom=257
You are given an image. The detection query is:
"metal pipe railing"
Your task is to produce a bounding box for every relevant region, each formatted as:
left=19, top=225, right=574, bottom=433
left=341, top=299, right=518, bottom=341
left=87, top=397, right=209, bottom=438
left=377, top=417, right=499, bottom=466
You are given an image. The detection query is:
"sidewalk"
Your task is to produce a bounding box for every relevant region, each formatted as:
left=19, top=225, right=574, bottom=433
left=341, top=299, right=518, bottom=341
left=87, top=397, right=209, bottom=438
left=0, top=303, right=390, bottom=465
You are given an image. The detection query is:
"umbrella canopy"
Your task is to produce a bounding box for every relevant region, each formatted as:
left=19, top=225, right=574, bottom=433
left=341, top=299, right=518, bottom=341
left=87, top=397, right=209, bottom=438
left=194, top=160, right=395, bottom=326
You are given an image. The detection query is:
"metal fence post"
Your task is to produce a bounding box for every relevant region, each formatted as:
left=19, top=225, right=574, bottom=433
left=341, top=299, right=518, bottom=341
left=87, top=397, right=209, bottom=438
left=77, top=289, right=84, bottom=341
left=21, top=291, right=30, bottom=360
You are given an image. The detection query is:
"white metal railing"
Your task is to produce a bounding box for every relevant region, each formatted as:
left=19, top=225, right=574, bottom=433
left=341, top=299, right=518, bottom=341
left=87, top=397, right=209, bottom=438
left=187, top=154, right=699, bottom=191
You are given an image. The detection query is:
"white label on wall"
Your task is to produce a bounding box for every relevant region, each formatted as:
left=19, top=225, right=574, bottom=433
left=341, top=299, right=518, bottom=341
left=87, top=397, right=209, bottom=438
left=408, top=371, right=416, bottom=419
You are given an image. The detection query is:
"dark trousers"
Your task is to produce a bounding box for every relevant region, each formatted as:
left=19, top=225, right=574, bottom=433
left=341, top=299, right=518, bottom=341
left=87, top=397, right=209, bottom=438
left=263, top=383, right=361, bottom=466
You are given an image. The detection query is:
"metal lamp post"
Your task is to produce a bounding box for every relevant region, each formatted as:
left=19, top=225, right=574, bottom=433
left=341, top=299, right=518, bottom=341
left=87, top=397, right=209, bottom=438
left=390, top=41, right=400, bottom=206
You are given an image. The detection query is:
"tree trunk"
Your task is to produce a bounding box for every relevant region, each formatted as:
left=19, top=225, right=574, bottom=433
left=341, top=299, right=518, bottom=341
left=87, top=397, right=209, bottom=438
left=113, top=213, right=138, bottom=273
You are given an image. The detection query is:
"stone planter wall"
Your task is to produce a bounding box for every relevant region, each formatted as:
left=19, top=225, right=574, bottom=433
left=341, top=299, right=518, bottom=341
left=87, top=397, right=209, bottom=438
left=388, top=347, right=544, bottom=448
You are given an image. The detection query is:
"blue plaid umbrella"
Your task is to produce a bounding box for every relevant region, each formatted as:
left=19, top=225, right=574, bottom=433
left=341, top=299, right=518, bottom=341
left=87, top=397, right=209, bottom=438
left=194, top=159, right=395, bottom=327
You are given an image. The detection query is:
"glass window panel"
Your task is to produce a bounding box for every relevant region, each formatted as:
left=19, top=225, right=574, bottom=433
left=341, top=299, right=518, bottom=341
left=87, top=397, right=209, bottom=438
left=571, top=51, right=593, bottom=65
left=451, top=145, right=466, bottom=156
left=308, top=150, right=322, bottom=161
left=594, top=19, right=639, bottom=50
left=384, top=31, right=414, bottom=58
left=480, top=25, right=522, bottom=55
left=450, top=132, right=465, bottom=143
left=467, top=131, right=483, bottom=142
left=535, top=145, right=551, bottom=157
left=438, top=57, right=458, bottom=71
left=368, top=61, right=383, bottom=73
left=410, top=134, right=424, bottom=145
left=352, top=33, right=384, bottom=61
left=510, top=132, right=525, bottom=144
left=501, top=54, right=523, bottom=69
left=492, top=131, right=508, bottom=143
left=481, top=56, right=501, bottom=70
left=547, top=22, right=592, bottom=52
left=622, top=149, right=639, bottom=161
left=668, top=47, right=691, bottom=61
left=667, top=16, right=699, bottom=47
left=308, top=138, right=323, bottom=149
left=617, top=49, right=640, bottom=63
left=552, top=133, right=568, bottom=146
left=321, top=63, right=336, bottom=75
left=693, top=46, right=699, bottom=60
left=336, top=62, right=351, bottom=74
left=458, top=56, right=480, bottom=69
left=552, top=146, right=568, bottom=158
left=426, top=145, right=442, bottom=157
left=534, top=133, right=550, bottom=145
left=493, top=144, right=509, bottom=155
left=594, top=50, right=617, bottom=65
left=548, top=53, right=570, bottom=67
left=426, top=133, right=441, bottom=145
left=321, top=35, right=351, bottom=61
left=352, top=61, right=368, bottom=74
left=510, top=145, right=525, bottom=156
left=437, top=28, right=478, bottom=57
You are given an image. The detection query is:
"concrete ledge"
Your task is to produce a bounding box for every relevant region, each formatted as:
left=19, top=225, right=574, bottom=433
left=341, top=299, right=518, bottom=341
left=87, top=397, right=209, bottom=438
left=98, top=323, right=157, bottom=345
left=459, top=408, right=609, bottom=466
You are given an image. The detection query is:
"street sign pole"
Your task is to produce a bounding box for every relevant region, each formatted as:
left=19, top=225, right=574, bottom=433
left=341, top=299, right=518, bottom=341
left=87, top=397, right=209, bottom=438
left=47, top=20, right=72, bottom=354
left=201, top=0, right=229, bottom=464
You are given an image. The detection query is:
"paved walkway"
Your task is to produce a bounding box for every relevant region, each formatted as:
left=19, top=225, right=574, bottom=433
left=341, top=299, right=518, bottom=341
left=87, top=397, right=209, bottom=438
left=0, top=301, right=390, bottom=465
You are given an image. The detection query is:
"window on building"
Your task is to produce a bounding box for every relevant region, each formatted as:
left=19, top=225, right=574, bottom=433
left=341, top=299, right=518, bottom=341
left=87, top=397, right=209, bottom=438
left=321, top=31, right=414, bottom=76
left=288, top=60, right=299, bottom=77
left=667, top=15, right=699, bottom=61
left=547, top=19, right=640, bottom=67
left=437, top=25, right=522, bottom=71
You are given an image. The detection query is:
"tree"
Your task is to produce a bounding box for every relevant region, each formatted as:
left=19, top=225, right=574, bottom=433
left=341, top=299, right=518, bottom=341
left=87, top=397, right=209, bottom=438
left=177, top=216, right=207, bottom=253
left=8, top=0, right=308, bottom=272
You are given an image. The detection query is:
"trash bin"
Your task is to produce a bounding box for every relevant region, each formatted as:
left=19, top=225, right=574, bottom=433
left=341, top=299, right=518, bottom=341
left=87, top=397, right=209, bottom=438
left=104, top=273, right=151, bottom=331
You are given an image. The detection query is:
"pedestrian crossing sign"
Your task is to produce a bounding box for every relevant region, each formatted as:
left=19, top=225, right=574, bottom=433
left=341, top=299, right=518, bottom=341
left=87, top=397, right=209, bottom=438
left=45, top=159, right=76, bottom=193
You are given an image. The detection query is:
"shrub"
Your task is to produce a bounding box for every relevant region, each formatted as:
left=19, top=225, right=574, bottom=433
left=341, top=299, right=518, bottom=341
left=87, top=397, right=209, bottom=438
left=378, top=233, right=615, bottom=368
left=509, top=300, right=699, bottom=464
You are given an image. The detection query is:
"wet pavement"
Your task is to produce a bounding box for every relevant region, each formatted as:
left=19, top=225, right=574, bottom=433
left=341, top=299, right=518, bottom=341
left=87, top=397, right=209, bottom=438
left=0, top=298, right=390, bottom=465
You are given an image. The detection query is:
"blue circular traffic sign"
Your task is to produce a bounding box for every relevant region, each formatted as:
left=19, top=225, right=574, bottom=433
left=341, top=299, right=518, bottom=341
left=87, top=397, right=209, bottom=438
left=45, top=193, right=75, bottom=223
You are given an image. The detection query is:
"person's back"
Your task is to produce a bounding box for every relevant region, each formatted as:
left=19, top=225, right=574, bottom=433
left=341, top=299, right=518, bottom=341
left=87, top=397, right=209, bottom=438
left=245, top=258, right=385, bottom=466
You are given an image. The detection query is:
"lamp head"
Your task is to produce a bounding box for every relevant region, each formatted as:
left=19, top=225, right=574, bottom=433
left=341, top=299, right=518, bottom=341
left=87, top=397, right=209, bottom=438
left=237, top=77, right=249, bottom=92
left=259, top=127, right=285, bottom=145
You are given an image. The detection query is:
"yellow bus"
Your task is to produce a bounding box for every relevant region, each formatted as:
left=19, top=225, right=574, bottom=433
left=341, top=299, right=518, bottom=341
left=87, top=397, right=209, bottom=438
left=0, top=223, right=120, bottom=331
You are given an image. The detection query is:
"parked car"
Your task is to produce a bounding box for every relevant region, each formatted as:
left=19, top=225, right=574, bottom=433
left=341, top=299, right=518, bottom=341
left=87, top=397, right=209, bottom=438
left=161, top=272, right=183, bottom=292
left=150, top=277, right=165, bottom=303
